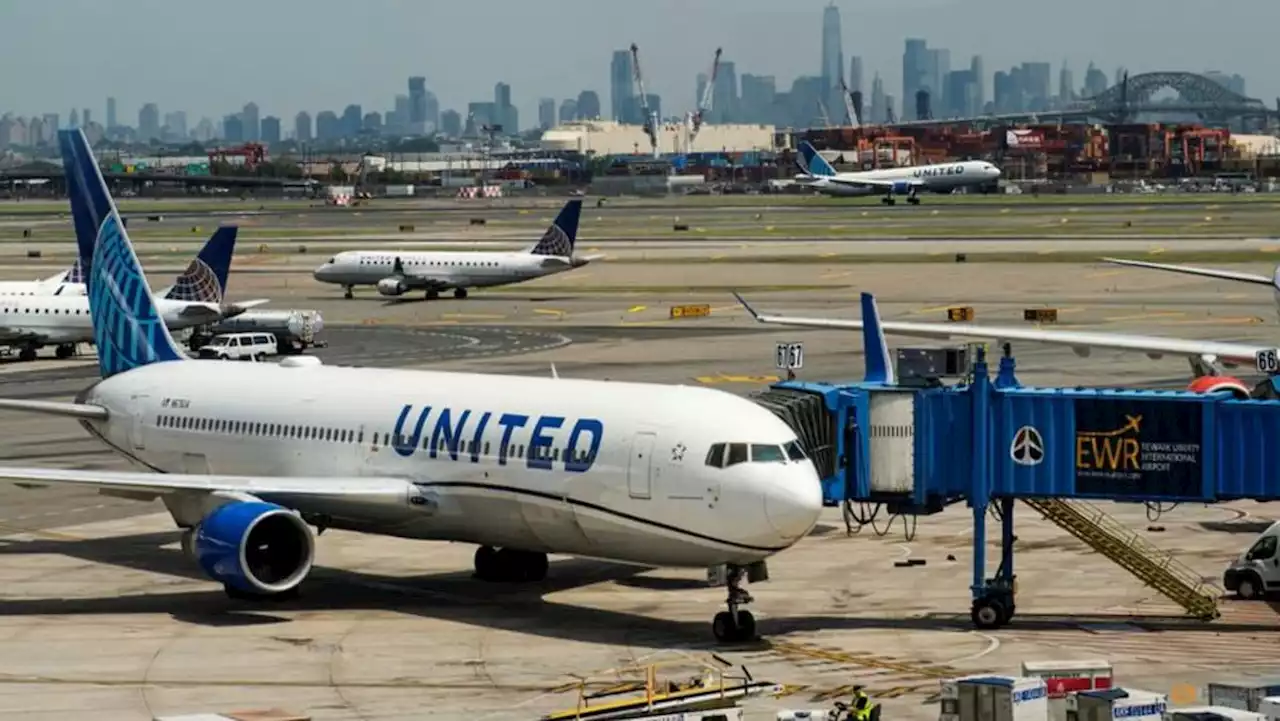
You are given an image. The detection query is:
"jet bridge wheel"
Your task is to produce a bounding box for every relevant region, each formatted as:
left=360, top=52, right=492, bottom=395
left=970, top=596, right=1009, bottom=630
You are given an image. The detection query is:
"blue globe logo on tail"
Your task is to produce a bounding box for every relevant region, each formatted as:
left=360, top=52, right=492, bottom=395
left=89, top=214, right=184, bottom=378
left=528, top=199, right=582, bottom=257
left=167, top=258, right=224, bottom=303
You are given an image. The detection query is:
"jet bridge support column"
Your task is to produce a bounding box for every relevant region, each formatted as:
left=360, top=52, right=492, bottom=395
left=966, top=347, right=1018, bottom=628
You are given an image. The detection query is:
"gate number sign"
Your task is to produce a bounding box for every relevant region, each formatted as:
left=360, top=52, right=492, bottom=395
left=1257, top=348, right=1280, bottom=374
left=776, top=342, right=804, bottom=370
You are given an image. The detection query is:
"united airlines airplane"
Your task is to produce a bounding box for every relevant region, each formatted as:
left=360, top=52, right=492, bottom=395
left=795, top=141, right=1001, bottom=204
left=0, top=225, right=259, bottom=361
left=0, top=130, right=823, bottom=644
left=312, top=199, right=599, bottom=299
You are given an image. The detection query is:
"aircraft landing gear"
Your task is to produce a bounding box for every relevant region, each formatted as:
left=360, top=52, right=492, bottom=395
left=343, top=285, right=354, bottom=299
left=426, top=290, right=440, bottom=300
left=880, top=195, right=896, bottom=206
left=906, top=192, right=921, bottom=206
left=18, top=345, right=37, bottom=362
left=54, top=343, right=75, bottom=359
left=453, top=288, right=468, bottom=299
left=473, top=545, right=549, bottom=582
left=711, top=564, right=757, bottom=643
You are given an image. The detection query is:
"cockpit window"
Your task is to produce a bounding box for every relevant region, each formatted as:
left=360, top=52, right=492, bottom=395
left=705, top=443, right=725, bottom=468
left=750, top=444, right=786, bottom=462
left=725, top=443, right=748, bottom=467
left=784, top=440, right=807, bottom=461
left=326, top=257, right=335, bottom=264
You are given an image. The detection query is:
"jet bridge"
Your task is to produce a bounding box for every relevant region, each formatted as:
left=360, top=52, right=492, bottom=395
left=756, top=291, right=1280, bottom=630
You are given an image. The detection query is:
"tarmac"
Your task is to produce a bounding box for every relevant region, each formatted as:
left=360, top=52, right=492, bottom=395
left=0, top=197, right=1278, bottom=719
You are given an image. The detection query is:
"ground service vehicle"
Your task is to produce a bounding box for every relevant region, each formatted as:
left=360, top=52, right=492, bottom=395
left=1223, top=521, right=1280, bottom=600
left=196, top=333, right=278, bottom=361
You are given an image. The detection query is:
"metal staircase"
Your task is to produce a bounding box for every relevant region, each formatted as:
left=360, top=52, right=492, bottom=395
left=1021, top=498, right=1220, bottom=620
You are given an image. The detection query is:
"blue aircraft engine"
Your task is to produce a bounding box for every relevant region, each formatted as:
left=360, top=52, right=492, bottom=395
left=194, top=501, right=315, bottom=596
left=890, top=180, right=912, bottom=194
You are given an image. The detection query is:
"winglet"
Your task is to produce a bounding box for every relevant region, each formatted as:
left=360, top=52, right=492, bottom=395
left=165, top=225, right=238, bottom=303
left=860, top=292, right=895, bottom=385
left=1273, top=265, right=1280, bottom=292
left=733, top=292, right=762, bottom=321
left=550, top=362, right=559, bottom=380
left=58, top=128, right=185, bottom=379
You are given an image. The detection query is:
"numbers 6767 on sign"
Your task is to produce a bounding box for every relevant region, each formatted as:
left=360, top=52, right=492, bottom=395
left=1256, top=348, right=1280, bottom=374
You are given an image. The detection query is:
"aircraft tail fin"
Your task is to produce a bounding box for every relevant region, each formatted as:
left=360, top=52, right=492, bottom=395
left=61, top=260, right=84, bottom=284
left=797, top=141, right=837, bottom=177
left=860, top=292, right=895, bottom=385
left=527, top=199, right=583, bottom=257
left=163, top=225, right=238, bottom=303
left=58, top=129, right=185, bottom=379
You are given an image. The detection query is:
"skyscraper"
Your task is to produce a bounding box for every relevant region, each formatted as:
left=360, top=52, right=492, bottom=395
left=970, top=55, right=985, bottom=112
left=538, top=98, right=556, bottom=130
left=902, top=39, right=928, bottom=120
left=870, top=73, right=886, bottom=124
left=261, top=116, right=281, bottom=144
left=577, top=90, right=601, bottom=120
left=106, top=97, right=117, bottom=130
left=558, top=98, right=578, bottom=123
left=820, top=3, right=844, bottom=120
left=610, top=50, right=634, bottom=122
left=1058, top=60, right=1074, bottom=105
left=1083, top=62, right=1108, bottom=98
left=494, top=82, right=516, bottom=132
left=848, top=56, right=864, bottom=95
left=711, top=60, right=738, bottom=123
left=241, top=102, right=260, bottom=142
left=294, top=111, right=312, bottom=142
left=138, top=103, right=160, bottom=140
left=408, top=76, right=427, bottom=134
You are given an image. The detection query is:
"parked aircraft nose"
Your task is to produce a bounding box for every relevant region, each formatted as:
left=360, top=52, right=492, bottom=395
left=312, top=263, right=334, bottom=281
left=764, top=467, right=823, bottom=541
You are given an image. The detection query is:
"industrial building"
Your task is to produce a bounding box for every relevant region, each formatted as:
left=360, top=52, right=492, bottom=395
left=539, top=120, right=776, bottom=156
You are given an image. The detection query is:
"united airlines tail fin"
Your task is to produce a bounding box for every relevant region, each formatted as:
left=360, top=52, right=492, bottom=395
left=797, top=141, right=838, bottom=177
left=161, top=225, right=238, bottom=303
left=58, top=129, right=185, bottom=378
left=60, top=260, right=84, bottom=284
left=526, top=199, right=583, bottom=257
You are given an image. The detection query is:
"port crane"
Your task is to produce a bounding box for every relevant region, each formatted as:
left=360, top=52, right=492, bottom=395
left=630, top=43, right=659, bottom=157
left=840, top=78, right=861, bottom=128
left=688, top=47, right=723, bottom=146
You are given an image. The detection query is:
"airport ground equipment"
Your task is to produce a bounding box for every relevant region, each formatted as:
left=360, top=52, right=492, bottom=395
left=541, top=657, right=779, bottom=721
left=186, top=309, right=324, bottom=354
left=743, top=291, right=1280, bottom=630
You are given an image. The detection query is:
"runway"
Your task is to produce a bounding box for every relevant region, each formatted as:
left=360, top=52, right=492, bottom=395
left=1, top=198, right=1280, bottom=719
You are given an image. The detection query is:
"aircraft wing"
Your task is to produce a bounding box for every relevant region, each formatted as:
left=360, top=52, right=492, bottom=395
left=226, top=298, right=271, bottom=312
left=825, top=176, right=924, bottom=190
left=401, top=274, right=454, bottom=291
left=1102, top=257, right=1273, bottom=286
left=0, top=466, right=417, bottom=502
left=176, top=302, right=226, bottom=320
left=734, top=294, right=1270, bottom=366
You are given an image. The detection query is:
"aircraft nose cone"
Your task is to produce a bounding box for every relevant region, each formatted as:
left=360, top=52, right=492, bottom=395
left=312, top=265, right=330, bottom=281
left=764, top=470, right=823, bottom=541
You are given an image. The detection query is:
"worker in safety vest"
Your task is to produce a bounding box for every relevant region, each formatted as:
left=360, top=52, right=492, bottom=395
left=848, top=686, right=881, bottom=721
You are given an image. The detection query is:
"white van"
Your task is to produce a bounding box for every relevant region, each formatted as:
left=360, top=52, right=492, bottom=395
left=196, top=332, right=278, bottom=362
left=1223, top=520, right=1280, bottom=600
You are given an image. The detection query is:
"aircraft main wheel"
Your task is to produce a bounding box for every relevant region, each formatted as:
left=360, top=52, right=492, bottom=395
left=454, top=288, right=468, bottom=299
left=712, top=610, right=756, bottom=643
left=474, top=546, right=500, bottom=581
left=18, top=347, right=36, bottom=362
left=907, top=196, right=921, bottom=205
left=54, top=344, right=74, bottom=359
left=343, top=286, right=354, bottom=299
left=426, top=290, right=440, bottom=300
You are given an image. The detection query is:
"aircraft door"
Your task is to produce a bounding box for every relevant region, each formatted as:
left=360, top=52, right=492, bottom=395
left=128, top=395, right=149, bottom=451
left=627, top=432, right=656, bottom=499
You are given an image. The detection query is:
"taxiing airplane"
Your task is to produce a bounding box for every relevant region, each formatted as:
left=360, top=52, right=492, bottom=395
left=794, top=141, right=1001, bottom=204
left=732, top=281, right=1280, bottom=401
left=0, top=129, right=823, bottom=644
left=312, top=199, right=599, bottom=299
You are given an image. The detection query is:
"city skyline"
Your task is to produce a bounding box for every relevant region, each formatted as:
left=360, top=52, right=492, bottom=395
left=2, top=0, right=1274, bottom=138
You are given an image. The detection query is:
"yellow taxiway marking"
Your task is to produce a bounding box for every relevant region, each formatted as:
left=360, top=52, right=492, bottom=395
left=533, top=308, right=566, bottom=316
left=442, top=313, right=506, bottom=320
left=695, top=374, right=781, bottom=384
left=909, top=304, right=956, bottom=316
left=820, top=252, right=838, bottom=258
left=1156, top=316, right=1264, bottom=326
left=1225, top=293, right=1249, bottom=300
left=1037, top=249, right=1056, bottom=255
left=1103, top=311, right=1186, bottom=322
left=1148, top=247, right=1166, bottom=255
left=710, top=254, right=727, bottom=260
left=627, top=305, right=647, bottom=313
left=818, top=270, right=853, bottom=280
left=1086, top=270, right=1123, bottom=279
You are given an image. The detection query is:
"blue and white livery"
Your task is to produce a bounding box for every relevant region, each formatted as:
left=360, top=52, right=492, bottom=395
left=794, top=141, right=1001, bottom=204
left=312, top=199, right=601, bottom=299
left=0, top=129, right=823, bottom=644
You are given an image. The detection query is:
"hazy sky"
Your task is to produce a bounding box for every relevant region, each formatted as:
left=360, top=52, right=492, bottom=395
left=3, top=0, right=1277, bottom=127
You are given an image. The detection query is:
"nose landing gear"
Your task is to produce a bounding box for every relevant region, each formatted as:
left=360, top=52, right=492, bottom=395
left=711, top=563, right=762, bottom=643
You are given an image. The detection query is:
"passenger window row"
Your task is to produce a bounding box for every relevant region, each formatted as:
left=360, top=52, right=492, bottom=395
left=155, top=415, right=595, bottom=463
left=704, top=440, right=808, bottom=469
left=359, top=258, right=499, bottom=268
left=6, top=307, right=87, bottom=314
left=158, top=414, right=364, bottom=443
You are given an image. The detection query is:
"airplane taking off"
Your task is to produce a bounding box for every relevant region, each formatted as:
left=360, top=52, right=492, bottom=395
left=312, top=199, right=599, bottom=299
left=794, top=141, right=1001, bottom=204
left=0, top=129, right=823, bottom=644
left=732, top=282, right=1280, bottom=401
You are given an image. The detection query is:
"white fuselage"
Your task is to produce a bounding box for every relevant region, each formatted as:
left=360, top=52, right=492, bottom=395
left=0, top=280, right=84, bottom=297
left=77, top=361, right=823, bottom=567
left=0, top=295, right=217, bottom=345
left=804, top=161, right=1000, bottom=197
left=313, top=251, right=586, bottom=292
